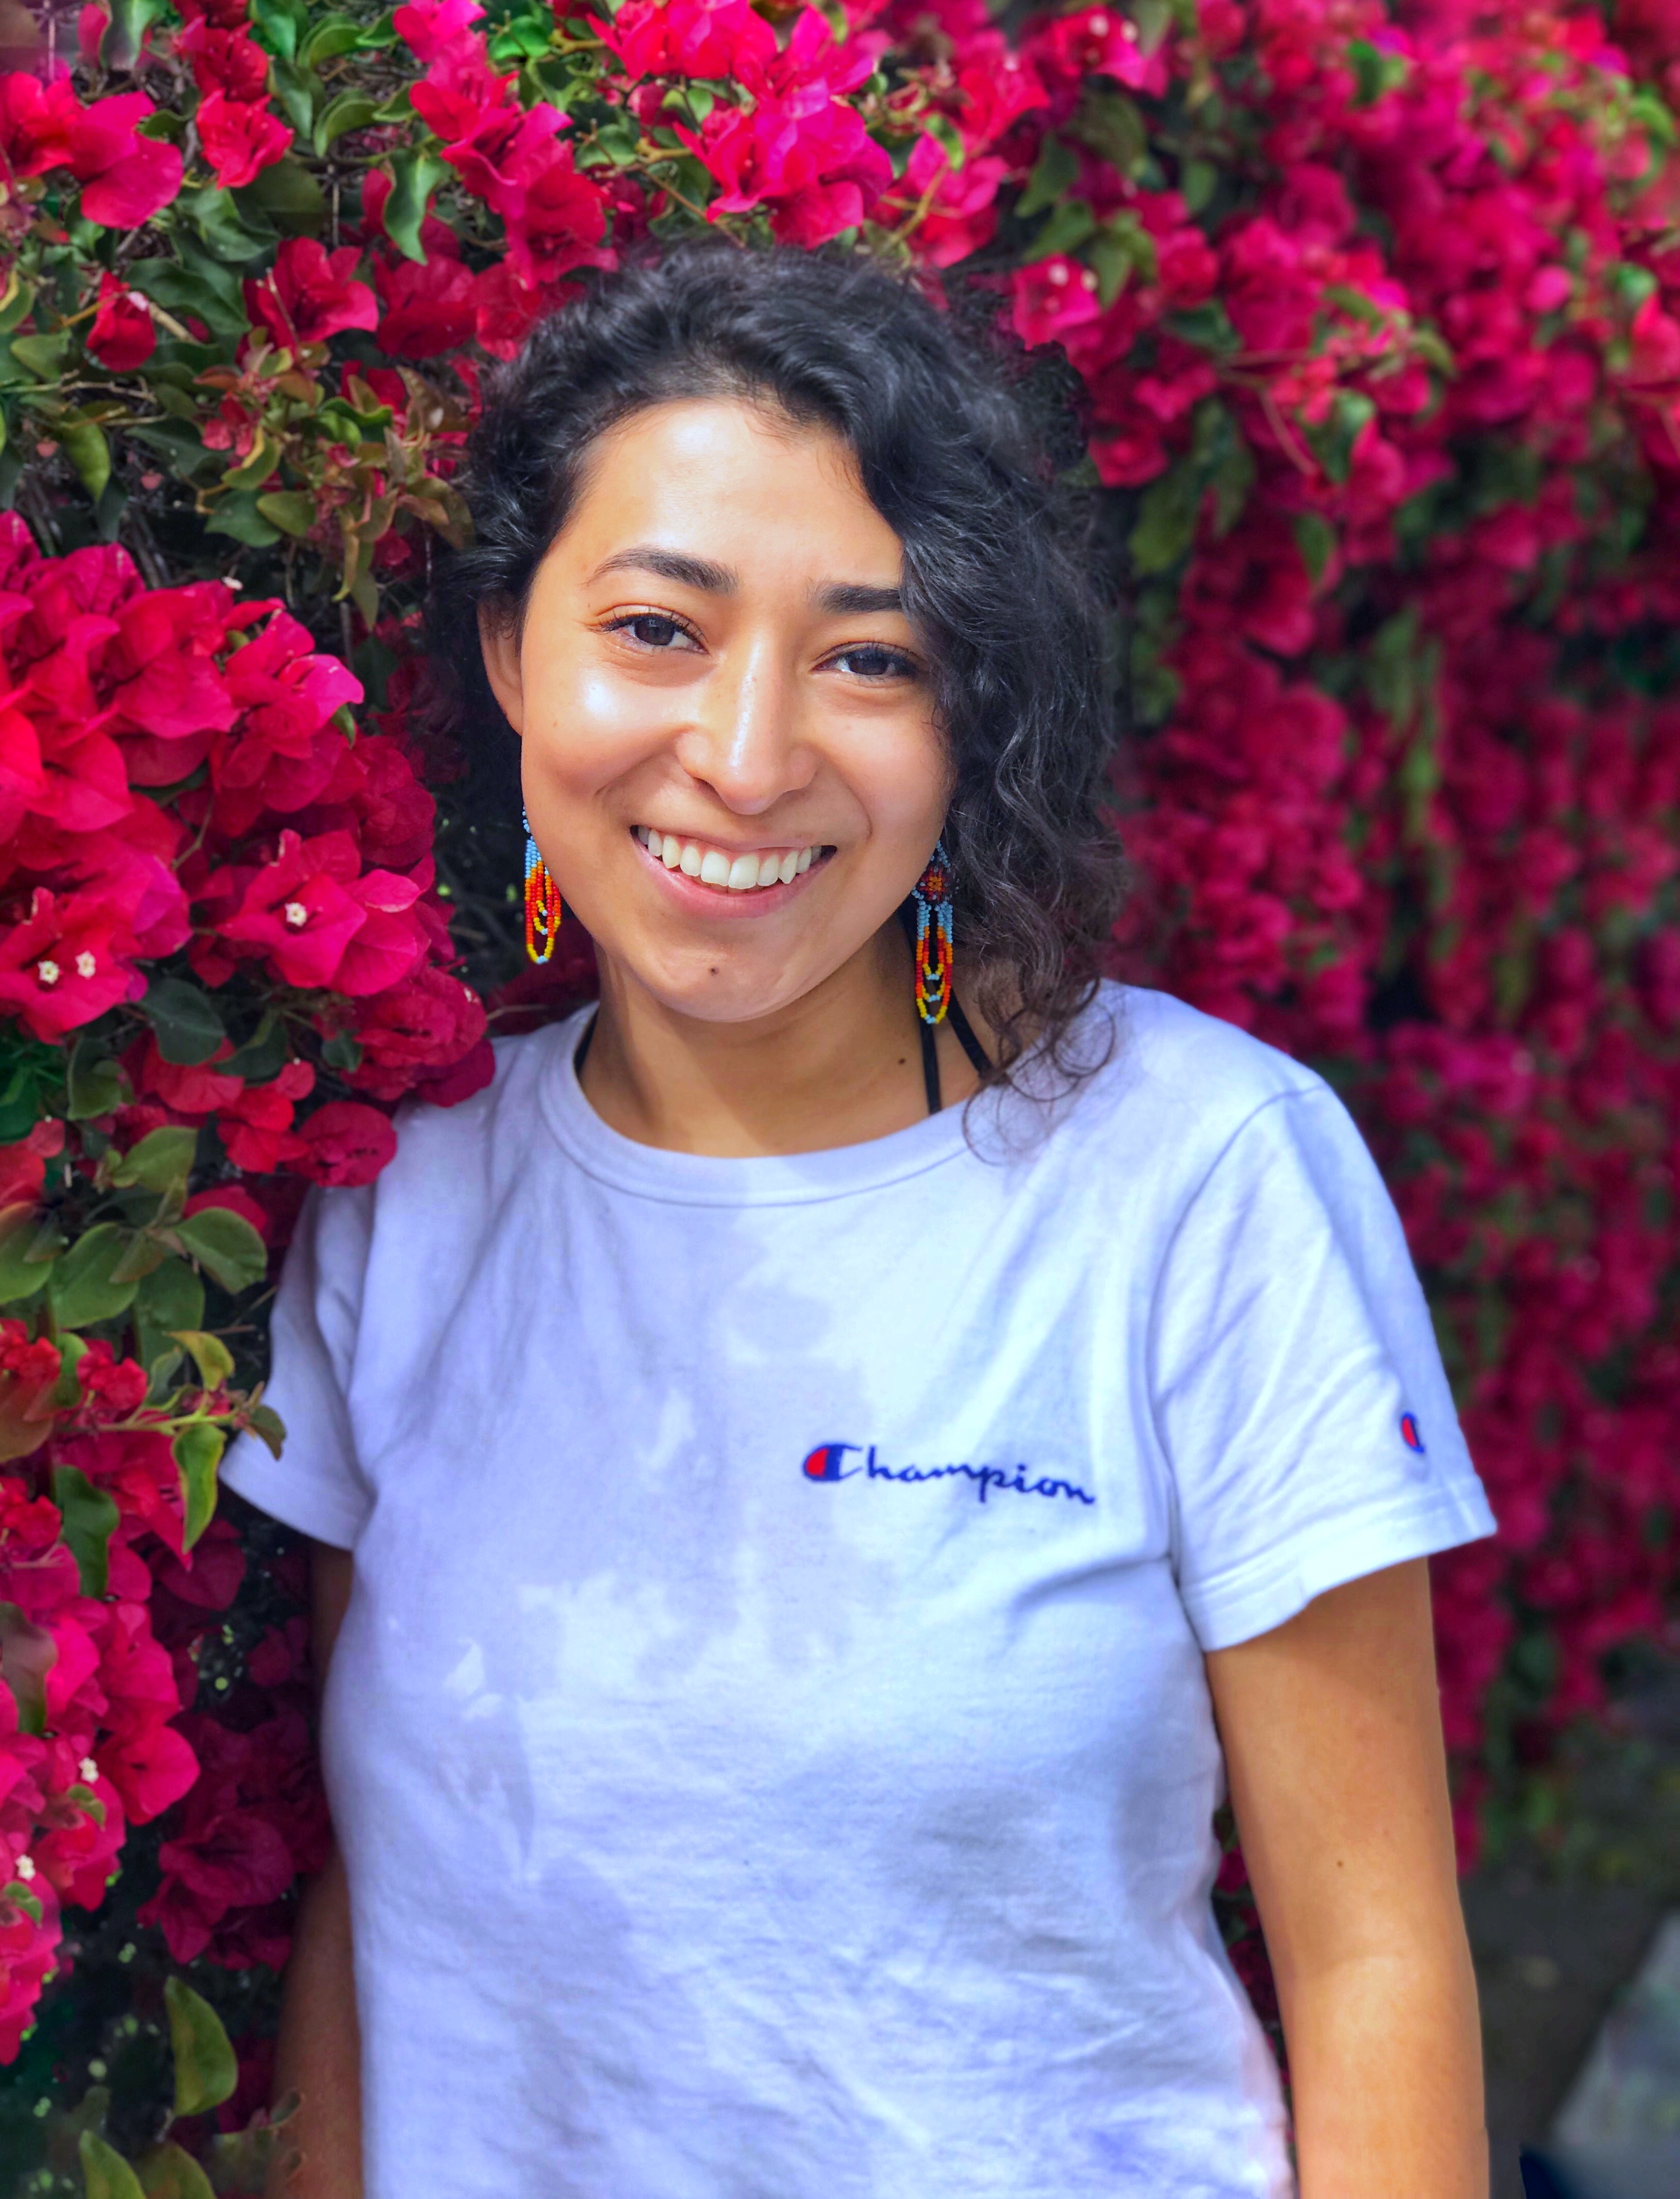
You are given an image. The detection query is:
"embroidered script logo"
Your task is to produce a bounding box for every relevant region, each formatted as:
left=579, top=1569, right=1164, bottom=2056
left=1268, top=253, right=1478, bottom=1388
left=801, top=1442, right=1095, bottom=1508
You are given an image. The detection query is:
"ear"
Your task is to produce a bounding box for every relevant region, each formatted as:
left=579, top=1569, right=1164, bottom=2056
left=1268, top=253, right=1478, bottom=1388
left=478, top=601, right=525, bottom=736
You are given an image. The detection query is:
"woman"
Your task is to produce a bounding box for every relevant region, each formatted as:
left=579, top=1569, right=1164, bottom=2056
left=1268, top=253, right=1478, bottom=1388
left=226, top=244, right=1494, bottom=2198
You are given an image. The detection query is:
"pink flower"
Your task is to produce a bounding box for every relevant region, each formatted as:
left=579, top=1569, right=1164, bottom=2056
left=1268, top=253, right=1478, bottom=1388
left=65, top=90, right=183, bottom=225
left=197, top=89, right=292, bottom=190
left=244, top=240, right=379, bottom=354
left=85, top=274, right=155, bottom=372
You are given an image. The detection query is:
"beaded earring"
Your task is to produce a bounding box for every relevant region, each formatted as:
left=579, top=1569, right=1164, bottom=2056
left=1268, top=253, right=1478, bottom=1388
left=911, top=838, right=954, bottom=1026
left=523, top=807, right=562, bottom=965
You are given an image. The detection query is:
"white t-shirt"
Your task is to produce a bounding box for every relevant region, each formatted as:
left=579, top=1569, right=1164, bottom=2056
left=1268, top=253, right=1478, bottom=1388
left=222, top=984, right=1493, bottom=2199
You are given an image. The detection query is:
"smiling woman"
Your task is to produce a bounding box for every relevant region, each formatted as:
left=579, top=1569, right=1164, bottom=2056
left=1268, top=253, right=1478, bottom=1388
left=220, top=244, right=1495, bottom=2199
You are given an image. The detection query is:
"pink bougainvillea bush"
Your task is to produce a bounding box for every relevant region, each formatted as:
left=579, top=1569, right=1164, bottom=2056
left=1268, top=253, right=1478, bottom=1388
left=0, top=0, right=1676, bottom=2181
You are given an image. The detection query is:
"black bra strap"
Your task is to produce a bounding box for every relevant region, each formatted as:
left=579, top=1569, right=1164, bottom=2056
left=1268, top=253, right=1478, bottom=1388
left=919, top=1018, right=942, bottom=1116
left=947, top=995, right=991, bottom=1077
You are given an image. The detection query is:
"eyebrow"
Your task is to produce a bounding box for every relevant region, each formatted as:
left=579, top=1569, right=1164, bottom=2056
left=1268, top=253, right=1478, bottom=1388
left=816, top=582, right=904, bottom=616
left=590, top=550, right=905, bottom=620
left=589, top=548, right=737, bottom=592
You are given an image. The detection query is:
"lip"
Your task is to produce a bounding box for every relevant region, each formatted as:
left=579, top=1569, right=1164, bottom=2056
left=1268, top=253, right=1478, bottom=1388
left=632, top=830, right=834, bottom=919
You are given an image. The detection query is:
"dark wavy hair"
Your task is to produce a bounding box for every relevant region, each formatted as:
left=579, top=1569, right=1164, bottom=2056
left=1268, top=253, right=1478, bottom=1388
left=427, top=240, right=1127, bottom=1085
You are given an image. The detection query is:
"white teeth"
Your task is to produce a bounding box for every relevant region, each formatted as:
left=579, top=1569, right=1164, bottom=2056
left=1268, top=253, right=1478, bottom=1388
left=639, top=831, right=824, bottom=889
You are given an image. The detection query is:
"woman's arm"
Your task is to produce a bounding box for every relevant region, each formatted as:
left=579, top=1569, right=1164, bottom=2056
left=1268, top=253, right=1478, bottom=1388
left=1205, top=1558, right=1487, bottom=2199
left=267, top=1541, right=362, bottom=2199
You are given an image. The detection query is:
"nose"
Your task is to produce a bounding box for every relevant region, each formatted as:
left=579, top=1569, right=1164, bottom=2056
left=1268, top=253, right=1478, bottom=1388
left=671, top=636, right=817, bottom=817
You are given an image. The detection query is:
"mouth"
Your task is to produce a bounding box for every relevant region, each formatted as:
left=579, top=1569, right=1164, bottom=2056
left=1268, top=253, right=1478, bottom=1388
left=632, top=825, right=833, bottom=895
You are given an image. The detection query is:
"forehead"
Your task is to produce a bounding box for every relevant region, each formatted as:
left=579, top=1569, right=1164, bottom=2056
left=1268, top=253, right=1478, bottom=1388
left=558, top=396, right=903, bottom=576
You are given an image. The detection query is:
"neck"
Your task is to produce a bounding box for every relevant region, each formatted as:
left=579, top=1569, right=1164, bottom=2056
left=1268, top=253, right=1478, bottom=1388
left=580, top=928, right=978, bottom=1157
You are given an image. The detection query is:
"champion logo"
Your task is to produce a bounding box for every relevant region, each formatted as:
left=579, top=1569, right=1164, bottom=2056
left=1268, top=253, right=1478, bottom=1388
left=1399, top=1412, right=1426, bottom=1454
left=801, top=1441, right=1095, bottom=1507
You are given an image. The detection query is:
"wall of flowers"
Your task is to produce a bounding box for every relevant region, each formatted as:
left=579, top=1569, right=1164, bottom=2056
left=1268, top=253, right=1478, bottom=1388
left=0, top=0, right=1675, bottom=2184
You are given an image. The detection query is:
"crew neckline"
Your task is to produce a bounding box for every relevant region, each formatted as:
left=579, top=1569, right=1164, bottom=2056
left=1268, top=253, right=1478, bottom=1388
left=533, top=1006, right=985, bottom=1207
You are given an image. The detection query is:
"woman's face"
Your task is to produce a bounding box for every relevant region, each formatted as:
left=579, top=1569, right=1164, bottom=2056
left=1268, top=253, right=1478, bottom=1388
left=479, top=396, right=949, bottom=1025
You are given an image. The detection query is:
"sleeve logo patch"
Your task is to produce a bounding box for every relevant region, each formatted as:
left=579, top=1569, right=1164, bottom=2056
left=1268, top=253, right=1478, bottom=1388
left=1399, top=1412, right=1426, bottom=1454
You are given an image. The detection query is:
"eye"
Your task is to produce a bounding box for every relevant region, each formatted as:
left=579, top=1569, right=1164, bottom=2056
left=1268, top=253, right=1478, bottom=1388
left=828, top=643, right=919, bottom=681
left=607, top=611, right=701, bottom=651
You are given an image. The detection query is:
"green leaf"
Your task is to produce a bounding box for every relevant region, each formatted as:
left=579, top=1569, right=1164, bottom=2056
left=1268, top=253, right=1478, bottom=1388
left=51, top=1466, right=120, bottom=1598
left=172, top=1420, right=225, bottom=1548
left=0, top=1600, right=52, bottom=1733
left=142, top=976, right=226, bottom=1066
left=269, top=54, right=321, bottom=138
left=179, top=184, right=275, bottom=263
left=303, top=14, right=366, bottom=64
left=62, top=423, right=112, bottom=504
left=0, top=276, right=36, bottom=334
left=321, top=1028, right=363, bottom=1072
left=50, top=1224, right=140, bottom=1330
left=80, top=2130, right=148, bottom=2199
left=205, top=490, right=284, bottom=548
left=165, top=1976, right=239, bottom=2116
left=1180, top=156, right=1216, bottom=215
left=1294, top=511, right=1337, bottom=588
left=46, top=1330, right=87, bottom=1410
left=173, top=1208, right=268, bottom=1295
left=221, top=1013, right=290, bottom=1084
left=1026, top=199, right=1098, bottom=262
left=135, top=2143, right=216, bottom=2199
left=1162, top=301, right=1241, bottom=357
left=1069, top=84, right=1146, bottom=178
left=314, top=90, right=378, bottom=156
left=1129, top=462, right=1201, bottom=576
left=108, top=1232, right=169, bottom=1286
left=1016, top=134, right=1076, bottom=220
left=235, top=154, right=328, bottom=236
left=0, top=1205, right=51, bottom=1305
left=0, top=1600, right=54, bottom=1734
left=247, top=1399, right=286, bottom=1459
left=9, top=331, right=70, bottom=379
left=223, top=431, right=282, bottom=490
left=126, top=256, right=248, bottom=339
left=100, top=0, right=170, bottom=70
left=383, top=149, right=448, bottom=263
left=255, top=488, right=317, bottom=537
left=249, top=0, right=307, bottom=61
left=110, top=1125, right=198, bottom=1198
left=4, top=1877, right=42, bottom=1922
left=67, top=1038, right=125, bottom=1121
left=137, top=1255, right=205, bottom=1331
left=171, top=1329, right=235, bottom=1391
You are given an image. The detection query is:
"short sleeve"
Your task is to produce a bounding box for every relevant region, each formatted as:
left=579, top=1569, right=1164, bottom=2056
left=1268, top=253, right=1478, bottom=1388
left=219, top=1183, right=377, bottom=1550
left=1149, top=1083, right=1495, bottom=1652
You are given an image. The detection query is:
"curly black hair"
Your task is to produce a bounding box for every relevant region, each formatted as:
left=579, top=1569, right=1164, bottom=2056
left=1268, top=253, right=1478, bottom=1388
left=427, top=240, right=1127, bottom=1086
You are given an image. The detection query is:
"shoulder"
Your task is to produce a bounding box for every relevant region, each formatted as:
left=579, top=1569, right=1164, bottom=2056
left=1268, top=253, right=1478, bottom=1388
left=370, top=1012, right=582, bottom=1208
left=1049, top=983, right=1336, bottom=1160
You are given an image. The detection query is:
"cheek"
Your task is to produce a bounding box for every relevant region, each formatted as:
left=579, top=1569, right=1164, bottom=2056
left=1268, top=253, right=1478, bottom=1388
left=526, top=659, right=667, bottom=786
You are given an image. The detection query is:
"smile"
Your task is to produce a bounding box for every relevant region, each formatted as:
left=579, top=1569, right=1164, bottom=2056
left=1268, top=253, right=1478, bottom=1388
left=633, top=825, right=827, bottom=892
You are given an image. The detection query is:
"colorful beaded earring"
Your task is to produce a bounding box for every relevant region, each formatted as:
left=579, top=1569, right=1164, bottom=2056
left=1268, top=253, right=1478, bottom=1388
left=911, top=837, right=954, bottom=1026
left=523, top=807, right=562, bottom=964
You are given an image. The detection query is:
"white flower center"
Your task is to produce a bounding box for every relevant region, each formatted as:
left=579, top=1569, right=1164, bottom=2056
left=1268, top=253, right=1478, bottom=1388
left=36, top=959, right=60, bottom=986
left=284, top=901, right=309, bottom=929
